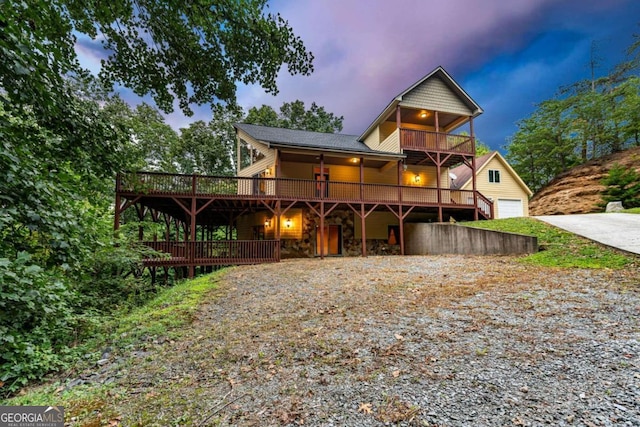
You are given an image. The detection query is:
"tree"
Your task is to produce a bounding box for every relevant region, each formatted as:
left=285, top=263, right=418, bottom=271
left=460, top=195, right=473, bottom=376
left=102, top=98, right=181, bottom=172
left=506, top=98, right=578, bottom=192
left=601, top=164, right=640, bottom=208
left=0, top=0, right=314, bottom=116
left=244, top=105, right=281, bottom=128
left=244, top=100, right=343, bottom=133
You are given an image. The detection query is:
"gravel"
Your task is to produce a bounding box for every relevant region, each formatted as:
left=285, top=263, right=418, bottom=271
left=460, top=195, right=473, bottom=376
left=79, top=255, right=640, bottom=426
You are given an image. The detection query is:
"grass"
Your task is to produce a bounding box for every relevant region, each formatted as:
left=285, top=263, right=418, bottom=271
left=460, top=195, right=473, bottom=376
left=623, top=207, right=640, bottom=214
left=463, top=217, right=635, bottom=269
left=3, top=270, right=225, bottom=413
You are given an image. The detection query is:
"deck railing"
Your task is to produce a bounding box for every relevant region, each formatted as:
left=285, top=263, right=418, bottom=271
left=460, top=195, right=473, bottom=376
left=118, top=172, right=492, bottom=217
left=142, top=240, right=279, bottom=266
left=400, top=129, right=474, bottom=154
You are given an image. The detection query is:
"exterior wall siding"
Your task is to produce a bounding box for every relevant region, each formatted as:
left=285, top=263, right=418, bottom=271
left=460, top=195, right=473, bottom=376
left=462, top=157, right=530, bottom=217
left=400, top=77, right=473, bottom=116
left=378, top=127, right=400, bottom=153
left=236, top=130, right=275, bottom=178
left=363, top=127, right=380, bottom=149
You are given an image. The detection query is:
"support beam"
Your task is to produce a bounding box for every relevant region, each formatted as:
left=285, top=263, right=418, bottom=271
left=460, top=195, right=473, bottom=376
left=470, top=116, right=479, bottom=221
left=189, top=196, right=197, bottom=278
left=319, top=154, right=325, bottom=259
left=114, top=175, right=121, bottom=232
left=436, top=152, right=443, bottom=222
left=379, top=160, right=396, bottom=173
left=361, top=203, right=366, bottom=257
left=399, top=205, right=404, bottom=255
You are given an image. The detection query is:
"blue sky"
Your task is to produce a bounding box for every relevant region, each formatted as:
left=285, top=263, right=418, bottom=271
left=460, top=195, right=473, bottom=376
left=77, top=0, right=640, bottom=152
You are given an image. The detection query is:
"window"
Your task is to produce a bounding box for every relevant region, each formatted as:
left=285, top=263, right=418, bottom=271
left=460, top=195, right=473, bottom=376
left=239, top=139, right=265, bottom=170
left=488, top=169, right=501, bottom=183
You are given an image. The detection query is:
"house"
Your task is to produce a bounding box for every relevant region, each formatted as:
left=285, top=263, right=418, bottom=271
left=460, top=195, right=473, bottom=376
left=114, top=66, right=497, bottom=277
left=450, top=151, right=532, bottom=218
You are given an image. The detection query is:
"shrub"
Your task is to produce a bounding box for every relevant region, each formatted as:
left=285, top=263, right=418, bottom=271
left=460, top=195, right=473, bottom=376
left=601, top=163, right=640, bottom=208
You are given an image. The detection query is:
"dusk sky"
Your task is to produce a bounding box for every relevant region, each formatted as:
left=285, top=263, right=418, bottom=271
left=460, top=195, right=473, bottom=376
left=78, top=0, right=640, bottom=152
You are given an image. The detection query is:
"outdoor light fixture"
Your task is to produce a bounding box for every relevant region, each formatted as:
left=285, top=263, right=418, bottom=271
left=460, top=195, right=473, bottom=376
left=264, top=168, right=271, bottom=176
left=350, top=158, right=359, bottom=164
left=264, top=219, right=271, bottom=227
left=419, top=110, right=428, bottom=118
left=285, top=218, right=292, bottom=228
left=403, top=163, right=408, bottom=171
left=414, top=174, right=421, bottom=183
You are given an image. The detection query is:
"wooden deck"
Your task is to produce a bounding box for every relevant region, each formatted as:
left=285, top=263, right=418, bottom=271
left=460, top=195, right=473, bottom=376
left=117, top=172, right=492, bottom=218
left=116, top=171, right=493, bottom=273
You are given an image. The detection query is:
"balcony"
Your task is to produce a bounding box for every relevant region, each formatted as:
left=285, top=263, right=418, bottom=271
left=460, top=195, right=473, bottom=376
left=400, top=128, right=474, bottom=154
left=117, top=172, right=492, bottom=218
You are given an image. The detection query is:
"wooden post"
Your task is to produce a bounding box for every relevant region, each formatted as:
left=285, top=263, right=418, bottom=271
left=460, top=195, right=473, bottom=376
left=470, top=117, right=479, bottom=220
left=114, top=174, right=121, bottom=232
left=396, top=105, right=401, bottom=129
left=189, top=195, right=197, bottom=278
left=435, top=111, right=440, bottom=149
left=276, top=200, right=281, bottom=261
left=436, top=152, right=443, bottom=222
left=399, top=205, right=404, bottom=255
left=397, top=160, right=403, bottom=201
left=360, top=157, right=366, bottom=257
left=319, top=154, right=325, bottom=259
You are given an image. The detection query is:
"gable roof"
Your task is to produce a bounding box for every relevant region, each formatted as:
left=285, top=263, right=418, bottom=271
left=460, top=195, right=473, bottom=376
left=450, top=151, right=533, bottom=196
left=359, top=66, right=483, bottom=141
left=235, top=123, right=403, bottom=159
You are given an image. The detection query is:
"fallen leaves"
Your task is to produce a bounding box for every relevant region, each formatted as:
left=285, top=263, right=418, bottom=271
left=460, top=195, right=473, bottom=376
left=358, top=402, right=373, bottom=414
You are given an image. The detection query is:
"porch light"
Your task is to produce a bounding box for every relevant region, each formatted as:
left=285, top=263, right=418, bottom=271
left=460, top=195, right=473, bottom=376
left=264, top=219, right=271, bottom=227
left=419, top=110, right=428, bottom=118
left=264, top=168, right=271, bottom=176
left=414, top=174, right=421, bottom=183
left=285, top=218, right=292, bottom=228
left=350, top=158, right=359, bottom=164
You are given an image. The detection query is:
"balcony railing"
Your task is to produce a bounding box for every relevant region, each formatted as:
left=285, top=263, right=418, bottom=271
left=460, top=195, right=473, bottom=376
left=118, top=172, right=492, bottom=217
left=400, top=129, right=474, bottom=154
left=142, top=240, right=280, bottom=266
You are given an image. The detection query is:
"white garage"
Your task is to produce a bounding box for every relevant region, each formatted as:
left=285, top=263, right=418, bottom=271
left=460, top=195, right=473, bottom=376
left=497, top=199, right=524, bottom=218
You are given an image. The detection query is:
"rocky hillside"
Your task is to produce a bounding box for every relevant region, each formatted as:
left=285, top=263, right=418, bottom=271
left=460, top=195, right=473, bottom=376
left=529, top=146, right=640, bottom=216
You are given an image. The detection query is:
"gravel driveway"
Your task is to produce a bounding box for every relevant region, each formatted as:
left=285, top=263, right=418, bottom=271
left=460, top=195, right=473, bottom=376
left=100, top=256, right=639, bottom=426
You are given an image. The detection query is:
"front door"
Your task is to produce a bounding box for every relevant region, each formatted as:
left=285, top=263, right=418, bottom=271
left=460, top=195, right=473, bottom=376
left=316, top=225, right=342, bottom=256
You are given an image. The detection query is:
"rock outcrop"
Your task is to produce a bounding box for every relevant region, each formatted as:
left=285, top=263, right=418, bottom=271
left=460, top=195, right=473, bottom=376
left=529, top=147, right=640, bottom=216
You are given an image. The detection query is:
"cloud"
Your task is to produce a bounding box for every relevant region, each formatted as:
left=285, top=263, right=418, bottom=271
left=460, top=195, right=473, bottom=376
left=73, top=0, right=640, bottom=148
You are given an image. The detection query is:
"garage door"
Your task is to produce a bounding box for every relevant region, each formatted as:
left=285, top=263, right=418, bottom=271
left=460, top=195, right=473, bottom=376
left=497, top=199, right=523, bottom=218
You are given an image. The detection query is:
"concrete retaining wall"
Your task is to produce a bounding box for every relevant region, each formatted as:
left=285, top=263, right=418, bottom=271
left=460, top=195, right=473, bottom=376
left=404, top=223, right=538, bottom=255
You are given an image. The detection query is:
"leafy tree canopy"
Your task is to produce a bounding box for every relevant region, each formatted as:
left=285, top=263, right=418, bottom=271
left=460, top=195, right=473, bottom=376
left=244, top=100, right=344, bottom=133
left=506, top=31, right=640, bottom=193
left=0, top=0, right=314, bottom=115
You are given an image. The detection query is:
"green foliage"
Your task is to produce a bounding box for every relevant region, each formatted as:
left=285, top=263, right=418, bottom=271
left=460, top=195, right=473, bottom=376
left=601, top=163, right=640, bottom=208
left=464, top=217, right=633, bottom=269
left=0, top=0, right=313, bottom=116
left=506, top=35, right=640, bottom=193
left=0, top=0, right=315, bottom=395
left=0, top=253, right=74, bottom=391
left=172, top=105, right=242, bottom=175
left=244, top=100, right=344, bottom=133
left=4, top=271, right=223, bottom=407
left=506, top=98, right=579, bottom=193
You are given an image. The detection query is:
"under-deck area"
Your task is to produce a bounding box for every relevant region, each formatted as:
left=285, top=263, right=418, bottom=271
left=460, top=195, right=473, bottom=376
left=115, top=171, right=493, bottom=275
